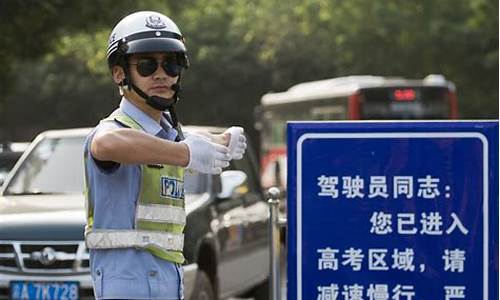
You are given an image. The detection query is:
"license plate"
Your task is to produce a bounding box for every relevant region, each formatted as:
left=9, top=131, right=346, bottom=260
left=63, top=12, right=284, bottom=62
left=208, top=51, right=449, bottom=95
left=10, top=281, right=79, bottom=300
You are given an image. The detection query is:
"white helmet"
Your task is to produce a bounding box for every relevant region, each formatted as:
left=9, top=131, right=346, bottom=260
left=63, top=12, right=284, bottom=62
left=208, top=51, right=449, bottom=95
left=107, top=11, right=188, bottom=68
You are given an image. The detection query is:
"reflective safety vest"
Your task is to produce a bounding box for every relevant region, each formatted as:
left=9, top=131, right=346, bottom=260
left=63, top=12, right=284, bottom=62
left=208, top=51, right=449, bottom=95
left=84, top=110, right=185, bottom=264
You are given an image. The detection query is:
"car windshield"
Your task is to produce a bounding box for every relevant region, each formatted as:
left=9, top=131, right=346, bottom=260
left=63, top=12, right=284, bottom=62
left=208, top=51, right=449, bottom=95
left=3, top=136, right=207, bottom=196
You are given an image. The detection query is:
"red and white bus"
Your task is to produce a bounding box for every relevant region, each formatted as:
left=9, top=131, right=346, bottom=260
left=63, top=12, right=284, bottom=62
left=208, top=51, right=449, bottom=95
left=256, top=74, right=458, bottom=189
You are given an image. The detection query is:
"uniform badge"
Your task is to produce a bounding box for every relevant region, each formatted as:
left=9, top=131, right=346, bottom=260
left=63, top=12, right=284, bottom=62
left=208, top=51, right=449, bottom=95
left=161, top=176, right=184, bottom=199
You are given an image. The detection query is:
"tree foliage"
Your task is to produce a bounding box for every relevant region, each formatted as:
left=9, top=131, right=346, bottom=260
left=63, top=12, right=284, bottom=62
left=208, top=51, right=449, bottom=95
left=0, top=0, right=497, bottom=142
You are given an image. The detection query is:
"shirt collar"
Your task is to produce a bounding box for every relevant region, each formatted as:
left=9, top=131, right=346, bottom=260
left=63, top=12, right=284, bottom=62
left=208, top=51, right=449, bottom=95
left=119, top=97, right=172, bottom=136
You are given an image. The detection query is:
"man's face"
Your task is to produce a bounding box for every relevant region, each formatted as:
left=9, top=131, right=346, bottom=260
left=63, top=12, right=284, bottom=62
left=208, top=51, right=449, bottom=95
left=127, top=52, right=180, bottom=99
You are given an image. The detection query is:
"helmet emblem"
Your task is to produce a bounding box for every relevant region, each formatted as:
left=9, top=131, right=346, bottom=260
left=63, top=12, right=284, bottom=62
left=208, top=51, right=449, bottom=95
left=145, top=15, right=167, bottom=29
left=37, top=247, right=57, bottom=266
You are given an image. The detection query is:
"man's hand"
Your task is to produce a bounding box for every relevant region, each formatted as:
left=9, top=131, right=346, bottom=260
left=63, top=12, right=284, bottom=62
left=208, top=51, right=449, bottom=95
left=181, top=134, right=231, bottom=174
left=223, top=126, right=247, bottom=160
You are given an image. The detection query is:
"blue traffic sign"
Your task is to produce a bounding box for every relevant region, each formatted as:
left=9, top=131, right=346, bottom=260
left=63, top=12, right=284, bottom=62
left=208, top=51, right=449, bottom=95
left=287, top=121, right=498, bottom=300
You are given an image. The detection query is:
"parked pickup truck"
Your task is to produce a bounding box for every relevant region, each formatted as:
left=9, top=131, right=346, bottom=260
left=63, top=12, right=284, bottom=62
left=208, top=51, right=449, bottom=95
left=0, top=127, right=269, bottom=300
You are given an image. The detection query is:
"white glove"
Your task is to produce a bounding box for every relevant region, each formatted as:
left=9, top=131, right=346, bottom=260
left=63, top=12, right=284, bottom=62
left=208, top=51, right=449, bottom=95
left=224, top=126, right=247, bottom=160
left=181, top=134, right=231, bottom=174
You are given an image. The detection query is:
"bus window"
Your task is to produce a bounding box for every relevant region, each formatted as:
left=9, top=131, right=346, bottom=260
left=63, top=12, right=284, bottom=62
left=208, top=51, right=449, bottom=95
left=361, top=87, right=451, bottom=119
left=311, top=105, right=346, bottom=120
left=271, top=119, right=285, bottom=146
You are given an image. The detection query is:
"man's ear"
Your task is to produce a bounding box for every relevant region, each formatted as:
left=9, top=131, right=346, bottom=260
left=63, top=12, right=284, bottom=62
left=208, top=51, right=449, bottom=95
left=112, top=66, right=125, bottom=84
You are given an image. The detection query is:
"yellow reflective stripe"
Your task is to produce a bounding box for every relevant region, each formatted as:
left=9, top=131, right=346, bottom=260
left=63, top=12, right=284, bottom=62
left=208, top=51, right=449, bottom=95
left=139, top=197, right=185, bottom=207
left=136, top=220, right=184, bottom=234
left=102, top=110, right=144, bottom=131
left=136, top=203, right=186, bottom=225
left=84, top=145, right=95, bottom=231
left=85, top=230, right=184, bottom=252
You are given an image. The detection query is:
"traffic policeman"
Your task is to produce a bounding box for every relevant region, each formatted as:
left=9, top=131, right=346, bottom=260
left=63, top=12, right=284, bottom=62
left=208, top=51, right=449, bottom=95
left=83, top=11, right=247, bottom=299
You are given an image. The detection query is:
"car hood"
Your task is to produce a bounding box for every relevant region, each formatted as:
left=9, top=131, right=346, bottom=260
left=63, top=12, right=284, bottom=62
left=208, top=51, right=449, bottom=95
left=0, top=194, right=86, bottom=240
left=0, top=193, right=208, bottom=241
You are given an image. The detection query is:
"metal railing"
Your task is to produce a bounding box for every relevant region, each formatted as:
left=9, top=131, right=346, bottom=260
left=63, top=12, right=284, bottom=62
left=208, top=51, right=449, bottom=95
left=268, top=187, right=287, bottom=300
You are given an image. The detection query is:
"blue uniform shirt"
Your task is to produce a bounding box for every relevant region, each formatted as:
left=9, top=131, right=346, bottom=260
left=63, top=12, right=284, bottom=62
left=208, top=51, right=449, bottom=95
left=84, top=98, right=183, bottom=299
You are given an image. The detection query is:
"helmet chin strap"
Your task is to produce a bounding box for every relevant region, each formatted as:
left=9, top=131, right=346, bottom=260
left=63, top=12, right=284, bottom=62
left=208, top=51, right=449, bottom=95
left=129, top=80, right=177, bottom=111
left=120, top=62, right=180, bottom=111
left=120, top=70, right=185, bottom=140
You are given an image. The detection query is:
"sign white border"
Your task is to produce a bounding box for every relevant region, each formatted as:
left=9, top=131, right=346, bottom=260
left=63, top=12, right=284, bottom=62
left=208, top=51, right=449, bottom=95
left=296, top=132, right=489, bottom=300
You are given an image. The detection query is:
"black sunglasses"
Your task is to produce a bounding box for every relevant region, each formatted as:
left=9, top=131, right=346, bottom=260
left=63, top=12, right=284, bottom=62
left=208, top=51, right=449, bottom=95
left=130, top=56, right=184, bottom=77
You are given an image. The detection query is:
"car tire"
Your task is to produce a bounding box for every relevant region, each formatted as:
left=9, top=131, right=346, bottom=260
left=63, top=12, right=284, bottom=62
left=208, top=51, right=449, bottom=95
left=189, top=270, right=215, bottom=300
left=250, top=242, right=286, bottom=300
left=249, top=279, right=269, bottom=300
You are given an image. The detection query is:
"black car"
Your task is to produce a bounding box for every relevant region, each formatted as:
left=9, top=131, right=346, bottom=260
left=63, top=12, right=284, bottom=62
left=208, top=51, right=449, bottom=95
left=0, top=127, right=269, bottom=300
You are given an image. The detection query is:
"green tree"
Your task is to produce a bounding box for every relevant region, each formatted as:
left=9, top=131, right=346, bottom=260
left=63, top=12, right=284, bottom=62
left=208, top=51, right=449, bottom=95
left=0, top=0, right=172, bottom=139
left=0, top=0, right=497, bottom=142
